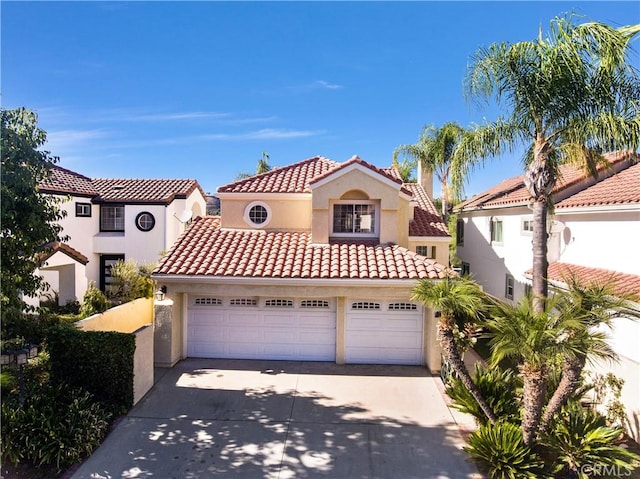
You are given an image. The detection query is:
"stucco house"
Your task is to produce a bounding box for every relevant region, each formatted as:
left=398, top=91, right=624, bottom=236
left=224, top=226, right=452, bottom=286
left=152, top=155, right=452, bottom=371
left=455, top=152, right=640, bottom=440
left=36, top=165, right=207, bottom=305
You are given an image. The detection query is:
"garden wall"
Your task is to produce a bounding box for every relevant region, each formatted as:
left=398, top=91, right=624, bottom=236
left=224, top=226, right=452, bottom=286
left=76, top=298, right=154, bottom=404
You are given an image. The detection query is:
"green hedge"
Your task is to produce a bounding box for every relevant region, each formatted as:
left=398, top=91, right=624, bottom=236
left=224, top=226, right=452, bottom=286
left=47, top=324, right=135, bottom=416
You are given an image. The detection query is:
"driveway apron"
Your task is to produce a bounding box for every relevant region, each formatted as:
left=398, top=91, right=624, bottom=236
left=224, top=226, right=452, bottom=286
left=71, top=359, right=482, bottom=479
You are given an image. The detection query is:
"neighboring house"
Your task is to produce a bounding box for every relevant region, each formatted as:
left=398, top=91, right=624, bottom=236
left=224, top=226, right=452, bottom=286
left=36, top=165, right=207, bottom=305
left=153, top=155, right=452, bottom=370
left=455, top=153, right=640, bottom=441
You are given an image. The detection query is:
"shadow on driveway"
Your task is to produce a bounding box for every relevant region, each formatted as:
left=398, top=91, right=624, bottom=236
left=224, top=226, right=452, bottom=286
left=71, top=359, right=482, bottom=479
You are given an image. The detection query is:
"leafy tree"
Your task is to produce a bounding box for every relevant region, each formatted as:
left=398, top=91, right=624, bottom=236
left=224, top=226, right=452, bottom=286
left=394, top=122, right=466, bottom=219
left=256, top=151, right=272, bottom=174
left=390, top=157, right=416, bottom=182
left=1, top=107, right=66, bottom=328
left=455, top=16, right=640, bottom=313
left=411, top=276, right=497, bottom=423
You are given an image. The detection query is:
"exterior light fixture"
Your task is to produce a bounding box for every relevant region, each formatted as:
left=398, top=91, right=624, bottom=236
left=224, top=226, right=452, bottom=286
left=1, top=343, right=39, bottom=406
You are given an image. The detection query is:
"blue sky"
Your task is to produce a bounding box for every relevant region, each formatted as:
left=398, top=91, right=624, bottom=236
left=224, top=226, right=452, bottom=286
left=3, top=1, right=639, bottom=196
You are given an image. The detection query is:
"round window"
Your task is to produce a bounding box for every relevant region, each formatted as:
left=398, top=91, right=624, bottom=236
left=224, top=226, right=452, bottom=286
left=244, top=201, right=271, bottom=227
left=135, top=212, right=155, bottom=232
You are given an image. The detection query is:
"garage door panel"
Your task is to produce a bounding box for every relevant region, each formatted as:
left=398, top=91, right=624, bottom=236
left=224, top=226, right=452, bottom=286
left=187, top=298, right=336, bottom=361
left=345, top=301, right=423, bottom=365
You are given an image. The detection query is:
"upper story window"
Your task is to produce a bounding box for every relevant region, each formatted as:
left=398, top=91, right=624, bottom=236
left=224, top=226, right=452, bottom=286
left=490, top=217, right=503, bottom=244
left=75, top=202, right=91, bottom=217
left=100, top=205, right=124, bottom=232
left=332, top=201, right=377, bottom=237
left=135, top=212, right=155, bottom=232
left=416, top=245, right=436, bottom=259
left=244, top=201, right=271, bottom=228
left=456, top=219, right=465, bottom=245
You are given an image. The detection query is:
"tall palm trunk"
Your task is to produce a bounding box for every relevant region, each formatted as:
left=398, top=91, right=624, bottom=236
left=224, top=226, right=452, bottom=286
left=439, top=317, right=498, bottom=424
left=521, top=362, right=548, bottom=446
left=540, top=354, right=585, bottom=430
left=524, top=146, right=554, bottom=314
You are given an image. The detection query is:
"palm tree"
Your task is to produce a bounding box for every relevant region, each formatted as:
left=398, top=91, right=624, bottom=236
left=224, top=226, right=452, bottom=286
left=390, top=157, right=416, bottom=182
left=257, top=151, right=271, bottom=174
left=412, top=277, right=497, bottom=424
left=454, top=16, right=640, bottom=314
left=485, top=295, right=580, bottom=446
left=540, top=275, right=639, bottom=430
left=393, top=122, right=465, bottom=219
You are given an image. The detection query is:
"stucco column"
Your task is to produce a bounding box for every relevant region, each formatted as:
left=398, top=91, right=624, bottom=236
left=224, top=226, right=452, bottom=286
left=423, top=307, right=442, bottom=374
left=154, top=298, right=175, bottom=367
left=336, top=296, right=346, bottom=364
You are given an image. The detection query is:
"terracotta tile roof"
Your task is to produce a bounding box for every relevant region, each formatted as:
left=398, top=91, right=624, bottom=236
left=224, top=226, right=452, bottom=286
left=40, top=242, right=89, bottom=266
left=155, top=216, right=451, bottom=280
left=91, top=178, right=203, bottom=204
left=309, top=156, right=406, bottom=189
left=526, top=262, right=640, bottom=299
left=217, top=156, right=339, bottom=193
left=555, top=162, right=640, bottom=208
left=404, top=183, right=450, bottom=237
left=456, top=152, right=636, bottom=211
left=39, top=165, right=97, bottom=197
left=39, top=165, right=205, bottom=204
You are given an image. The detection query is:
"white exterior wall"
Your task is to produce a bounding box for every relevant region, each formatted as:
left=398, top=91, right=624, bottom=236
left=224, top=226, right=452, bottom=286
left=555, top=209, right=640, bottom=275
left=457, top=206, right=534, bottom=302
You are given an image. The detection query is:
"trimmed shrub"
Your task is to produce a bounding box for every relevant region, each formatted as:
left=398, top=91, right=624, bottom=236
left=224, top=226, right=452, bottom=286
left=47, top=323, right=135, bottom=416
left=446, top=363, right=522, bottom=425
left=80, top=283, right=110, bottom=318
left=464, top=421, right=546, bottom=479
left=541, top=401, right=640, bottom=478
left=1, top=382, right=110, bottom=471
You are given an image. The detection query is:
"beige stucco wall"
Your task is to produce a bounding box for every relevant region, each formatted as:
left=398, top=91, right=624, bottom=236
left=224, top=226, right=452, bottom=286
left=311, top=169, right=409, bottom=245
left=75, top=297, right=154, bottom=405
left=219, top=196, right=312, bottom=230
left=408, top=238, right=451, bottom=268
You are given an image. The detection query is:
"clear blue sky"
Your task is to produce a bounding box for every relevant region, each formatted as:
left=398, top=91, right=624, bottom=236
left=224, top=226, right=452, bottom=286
left=3, top=1, right=639, bottom=196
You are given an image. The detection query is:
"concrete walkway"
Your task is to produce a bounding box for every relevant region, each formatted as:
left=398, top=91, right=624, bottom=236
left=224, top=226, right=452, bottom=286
left=71, top=359, right=482, bottom=479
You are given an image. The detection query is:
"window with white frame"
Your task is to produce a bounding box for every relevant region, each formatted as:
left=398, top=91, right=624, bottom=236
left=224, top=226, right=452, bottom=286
left=521, top=218, right=534, bottom=235
left=505, top=274, right=515, bottom=300
left=416, top=245, right=436, bottom=259
left=332, top=202, right=377, bottom=236
left=490, top=217, right=503, bottom=244
left=243, top=201, right=271, bottom=228
left=100, top=205, right=125, bottom=232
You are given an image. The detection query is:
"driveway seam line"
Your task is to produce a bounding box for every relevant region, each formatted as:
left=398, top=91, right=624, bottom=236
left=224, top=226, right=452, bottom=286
left=276, top=361, right=302, bottom=479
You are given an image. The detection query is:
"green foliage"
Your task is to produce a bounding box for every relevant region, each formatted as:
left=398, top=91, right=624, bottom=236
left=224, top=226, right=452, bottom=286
left=47, top=324, right=135, bottom=416
left=589, top=373, right=628, bottom=430
left=541, top=401, right=640, bottom=478
left=79, top=283, right=110, bottom=318
left=446, top=364, right=522, bottom=425
left=1, top=313, right=60, bottom=346
left=1, top=382, right=110, bottom=471
left=107, top=259, right=155, bottom=304
left=1, top=107, right=67, bottom=328
left=464, top=421, right=546, bottom=479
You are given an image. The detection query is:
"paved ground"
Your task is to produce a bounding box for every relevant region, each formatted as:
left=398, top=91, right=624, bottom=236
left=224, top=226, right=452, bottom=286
left=71, top=359, right=482, bottom=479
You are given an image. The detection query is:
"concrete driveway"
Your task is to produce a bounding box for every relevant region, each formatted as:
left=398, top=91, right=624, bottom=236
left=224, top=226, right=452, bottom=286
left=71, top=359, right=482, bottom=479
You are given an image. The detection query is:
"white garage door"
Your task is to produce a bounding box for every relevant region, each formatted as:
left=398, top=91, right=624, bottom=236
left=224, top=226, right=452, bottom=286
left=346, top=300, right=423, bottom=365
left=187, top=297, right=336, bottom=361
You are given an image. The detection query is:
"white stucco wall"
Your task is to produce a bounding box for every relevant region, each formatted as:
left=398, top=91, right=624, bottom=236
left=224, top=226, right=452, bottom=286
left=555, top=209, right=640, bottom=275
